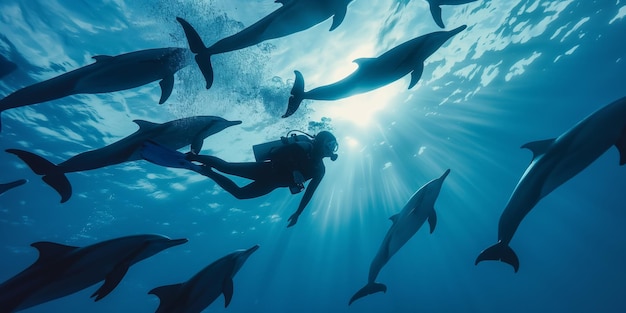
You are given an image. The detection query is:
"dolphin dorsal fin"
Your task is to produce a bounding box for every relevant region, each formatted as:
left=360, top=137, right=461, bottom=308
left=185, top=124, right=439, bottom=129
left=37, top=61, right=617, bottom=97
left=149, top=283, right=184, bottom=310
left=133, top=120, right=160, bottom=131
left=409, top=63, right=424, bottom=89
left=521, top=138, right=555, bottom=160
left=31, top=242, right=79, bottom=265
left=616, top=126, right=626, bottom=165
left=329, top=5, right=348, bottom=31
left=353, top=58, right=376, bottom=68
left=223, top=278, right=234, bottom=307
left=92, top=55, right=114, bottom=62
left=389, top=213, right=400, bottom=224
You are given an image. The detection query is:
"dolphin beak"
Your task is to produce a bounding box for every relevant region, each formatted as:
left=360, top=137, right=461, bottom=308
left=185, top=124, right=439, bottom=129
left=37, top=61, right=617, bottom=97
left=168, top=238, right=189, bottom=247
left=227, top=120, right=243, bottom=127
left=448, top=25, right=467, bottom=37
left=439, top=169, right=451, bottom=181
left=244, top=244, right=260, bottom=257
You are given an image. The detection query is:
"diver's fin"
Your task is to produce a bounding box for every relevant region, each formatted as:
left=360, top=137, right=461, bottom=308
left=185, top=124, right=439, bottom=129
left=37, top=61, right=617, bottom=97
left=475, top=240, right=519, bottom=273
left=5, top=149, right=72, bottom=203
left=282, top=70, right=305, bottom=118
left=349, top=282, right=387, bottom=305
left=159, top=75, right=174, bottom=104
left=140, top=141, right=202, bottom=171
left=176, top=17, right=214, bottom=89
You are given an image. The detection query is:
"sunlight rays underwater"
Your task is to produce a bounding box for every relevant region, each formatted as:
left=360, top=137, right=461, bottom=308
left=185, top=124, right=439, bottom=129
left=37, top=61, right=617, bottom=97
left=1, top=0, right=626, bottom=312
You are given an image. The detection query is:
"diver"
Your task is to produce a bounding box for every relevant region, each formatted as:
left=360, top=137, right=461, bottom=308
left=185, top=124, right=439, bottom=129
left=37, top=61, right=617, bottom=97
left=141, top=130, right=339, bottom=227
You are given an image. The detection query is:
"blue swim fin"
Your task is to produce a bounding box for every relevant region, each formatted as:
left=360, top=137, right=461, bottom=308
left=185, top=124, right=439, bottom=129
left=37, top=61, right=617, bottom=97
left=140, top=141, right=202, bottom=171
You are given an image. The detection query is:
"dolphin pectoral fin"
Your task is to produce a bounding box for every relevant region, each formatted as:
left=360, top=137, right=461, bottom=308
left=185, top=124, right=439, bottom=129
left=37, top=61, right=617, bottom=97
left=223, top=278, right=234, bottom=307
left=330, top=6, right=348, bottom=31
left=282, top=70, right=305, bottom=118
left=191, top=135, right=204, bottom=154
left=475, top=241, right=519, bottom=273
left=91, top=263, right=130, bottom=301
left=428, top=209, right=437, bottom=233
left=149, top=283, right=184, bottom=311
left=91, top=243, right=148, bottom=301
left=616, top=127, right=626, bottom=165
left=408, top=64, right=424, bottom=89
left=158, top=75, right=174, bottom=104
left=428, top=1, right=445, bottom=28
left=6, top=149, right=72, bottom=203
left=349, top=282, right=387, bottom=305
left=521, top=138, right=555, bottom=161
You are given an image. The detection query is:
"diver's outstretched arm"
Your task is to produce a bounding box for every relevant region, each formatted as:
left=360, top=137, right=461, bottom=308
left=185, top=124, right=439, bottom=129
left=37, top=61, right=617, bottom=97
left=287, top=169, right=324, bottom=227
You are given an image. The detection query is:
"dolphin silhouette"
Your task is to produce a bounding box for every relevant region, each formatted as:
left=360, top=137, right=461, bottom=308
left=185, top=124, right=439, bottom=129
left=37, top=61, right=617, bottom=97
left=0, top=234, right=188, bottom=313
left=349, top=169, right=450, bottom=305
left=149, top=245, right=259, bottom=313
left=0, top=47, right=193, bottom=131
left=176, top=0, right=354, bottom=89
left=475, top=96, right=626, bottom=273
left=6, top=116, right=241, bottom=203
left=426, top=0, right=477, bottom=28
left=282, top=25, right=466, bottom=118
left=0, top=179, right=27, bottom=196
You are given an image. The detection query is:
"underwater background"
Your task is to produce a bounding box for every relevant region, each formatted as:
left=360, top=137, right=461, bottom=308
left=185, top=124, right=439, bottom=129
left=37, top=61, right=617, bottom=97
left=1, top=0, right=625, bottom=312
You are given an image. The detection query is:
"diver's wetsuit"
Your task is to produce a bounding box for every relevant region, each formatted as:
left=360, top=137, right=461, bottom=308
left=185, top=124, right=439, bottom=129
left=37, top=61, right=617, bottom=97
left=189, top=141, right=325, bottom=199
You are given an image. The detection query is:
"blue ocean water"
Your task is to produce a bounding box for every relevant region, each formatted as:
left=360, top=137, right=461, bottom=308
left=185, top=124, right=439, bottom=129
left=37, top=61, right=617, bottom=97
left=1, top=0, right=625, bottom=312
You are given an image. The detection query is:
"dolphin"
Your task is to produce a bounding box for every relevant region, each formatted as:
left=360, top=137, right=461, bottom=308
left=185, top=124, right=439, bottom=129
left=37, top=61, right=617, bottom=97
left=149, top=245, right=259, bottom=313
left=0, top=234, right=188, bottom=313
left=6, top=116, right=241, bottom=203
left=475, top=96, right=626, bottom=273
left=282, top=25, right=466, bottom=118
left=0, top=47, right=193, bottom=131
left=176, top=0, right=354, bottom=89
left=349, top=169, right=450, bottom=305
left=0, top=179, right=27, bottom=196
left=426, top=0, right=477, bottom=28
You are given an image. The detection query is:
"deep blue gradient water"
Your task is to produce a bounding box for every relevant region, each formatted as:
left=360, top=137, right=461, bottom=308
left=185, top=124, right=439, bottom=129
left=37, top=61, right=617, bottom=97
left=1, top=1, right=625, bottom=312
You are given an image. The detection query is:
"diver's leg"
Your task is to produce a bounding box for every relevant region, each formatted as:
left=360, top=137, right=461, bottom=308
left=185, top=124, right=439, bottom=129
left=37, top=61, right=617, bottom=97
left=189, top=155, right=269, bottom=180
left=203, top=170, right=276, bottom=199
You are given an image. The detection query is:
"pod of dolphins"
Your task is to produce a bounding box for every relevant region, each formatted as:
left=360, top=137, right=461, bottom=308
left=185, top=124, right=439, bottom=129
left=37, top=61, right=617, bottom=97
left=1, top=0, right=624, bottom=311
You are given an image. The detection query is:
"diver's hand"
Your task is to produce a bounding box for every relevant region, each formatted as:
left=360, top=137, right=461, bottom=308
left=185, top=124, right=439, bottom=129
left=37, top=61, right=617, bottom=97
left=287, top=213, right=299, bottom=228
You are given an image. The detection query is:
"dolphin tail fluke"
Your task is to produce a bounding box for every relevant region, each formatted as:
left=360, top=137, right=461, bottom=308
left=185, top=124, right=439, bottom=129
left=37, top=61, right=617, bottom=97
left=176, top=17, right=214, bottom=89
left=5, top=149, right=71, bottom=203
left=475, top=241, right=519, bottom=273
left=282, top=70, right=305, bottom=118
left=348, top=282, right=387, bottom=305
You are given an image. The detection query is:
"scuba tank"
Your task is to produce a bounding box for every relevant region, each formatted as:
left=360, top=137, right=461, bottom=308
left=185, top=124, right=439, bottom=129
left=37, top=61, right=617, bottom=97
left=252, top=130, right=314, bottom=194
left=252, top=131, right=313, bottom=162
